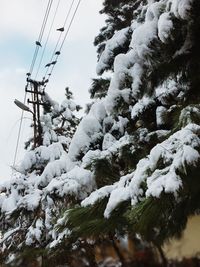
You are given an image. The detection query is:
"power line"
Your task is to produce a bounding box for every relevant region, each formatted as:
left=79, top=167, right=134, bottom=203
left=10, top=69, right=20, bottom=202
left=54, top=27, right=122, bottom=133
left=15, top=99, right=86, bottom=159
left=38, top=0, right=53, bottom=41
left=43, top=0, right=82, bottom=89
left=43, top=0, right=77, bottom=80
left=35, top=0, right=62, bottom=79
left=60, top=0, right=82, bottom=51
left=29, top=0, right=53, bottom=76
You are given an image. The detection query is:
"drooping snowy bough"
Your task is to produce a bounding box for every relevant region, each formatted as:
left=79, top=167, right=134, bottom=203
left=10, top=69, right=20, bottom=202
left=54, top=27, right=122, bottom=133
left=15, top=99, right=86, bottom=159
left=0, top=89, right=83, bottom=263
left=62, top=0, right=200, bottom=244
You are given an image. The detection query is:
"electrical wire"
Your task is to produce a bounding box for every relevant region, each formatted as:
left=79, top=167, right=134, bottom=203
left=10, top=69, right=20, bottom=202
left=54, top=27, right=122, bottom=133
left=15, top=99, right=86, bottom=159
left=35, top=0, right=61, bottom=79
left=59, top=0, right=82, bottom=52
left=38, top=0, right=53, bottom=41
left=43, top=0, right=82, bottom=88
left=30, top=0, right=53, bottom=74
left=29, top=0, right=53, bottom=76
left=43, top=0, right=76, bottom=79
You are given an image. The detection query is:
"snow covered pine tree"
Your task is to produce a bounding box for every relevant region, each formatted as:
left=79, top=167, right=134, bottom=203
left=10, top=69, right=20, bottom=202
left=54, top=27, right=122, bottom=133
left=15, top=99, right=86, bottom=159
left=0, top=88, right=81, bottom=266
left=1, top=0, right=200, bottom=266
left=55, top=0, right=200, bottom=264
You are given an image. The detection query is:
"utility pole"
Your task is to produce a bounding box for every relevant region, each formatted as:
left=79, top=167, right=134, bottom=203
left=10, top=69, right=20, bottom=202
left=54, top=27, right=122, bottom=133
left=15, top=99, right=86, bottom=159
left=26, top=78, right=45, bottom=148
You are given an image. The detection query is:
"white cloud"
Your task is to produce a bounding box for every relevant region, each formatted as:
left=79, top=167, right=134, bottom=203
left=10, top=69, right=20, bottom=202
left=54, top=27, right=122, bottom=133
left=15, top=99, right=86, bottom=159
left=0, top=0, right=105, bottom=43
left=0, top=0, right=44, bottom=40
left=15, top=68, right=26, bottom=74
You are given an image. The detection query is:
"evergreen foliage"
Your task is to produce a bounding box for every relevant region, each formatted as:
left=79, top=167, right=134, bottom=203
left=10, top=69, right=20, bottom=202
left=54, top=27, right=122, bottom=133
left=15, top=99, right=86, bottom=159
left=64, top=0, right=200, bottom=251
left=89, top=78, right=110, bottom=99
left=94, top=0, right=142, bottom=60
left=0, top=89, right=81, bottom=265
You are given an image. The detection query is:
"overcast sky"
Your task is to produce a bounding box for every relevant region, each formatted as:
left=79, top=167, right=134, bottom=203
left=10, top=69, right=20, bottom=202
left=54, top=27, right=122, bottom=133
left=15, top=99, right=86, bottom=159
left=0, top=0, right=105, bottom=179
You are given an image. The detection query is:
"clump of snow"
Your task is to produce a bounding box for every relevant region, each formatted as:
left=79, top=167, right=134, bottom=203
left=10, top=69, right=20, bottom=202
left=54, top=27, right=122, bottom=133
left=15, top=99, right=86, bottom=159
left=158, top=12, right=173, bottom=43
left=68, top=101, right=106, bottom=160
left=20, top=151, right=37, bottom=173
left=26, top=219, right=44, bottom=245
left=96, top=27, right=130, bottom=75
left=82, top=134, right=131, bottom=171
left=146, top=168, right=182, bottom=197
left=170, top=0, right=194, bottom=19
left=40, top=143, right=63, bottom=162
left=82, top=185, right=115, bottom=207
left=156, top=106, right=168, bottom=126
left=102, top=133, right=116, bottom=150
left=111, top=116, right=129, bottom=135
left=18, top=189, right=42, bottom=211
left=61, top=98, right=77, bottom=112
left=39, top=155, right=67, bottom=186
left=129, top=62, right=143, bottom=98
left=49, top=229, right=70, bottom=249
left=155, top=78, right=188, bottom=105
left=1, top=192, right=18, bottom=214
left=131, top=96, right=155, bottom=120
left=45, top=165, right=95, bottom=199
left=130, top=19, right=157, bottom=59
left=178, top=105, right=200, bottom=126
left=103, top=174, right=132, bottom=218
